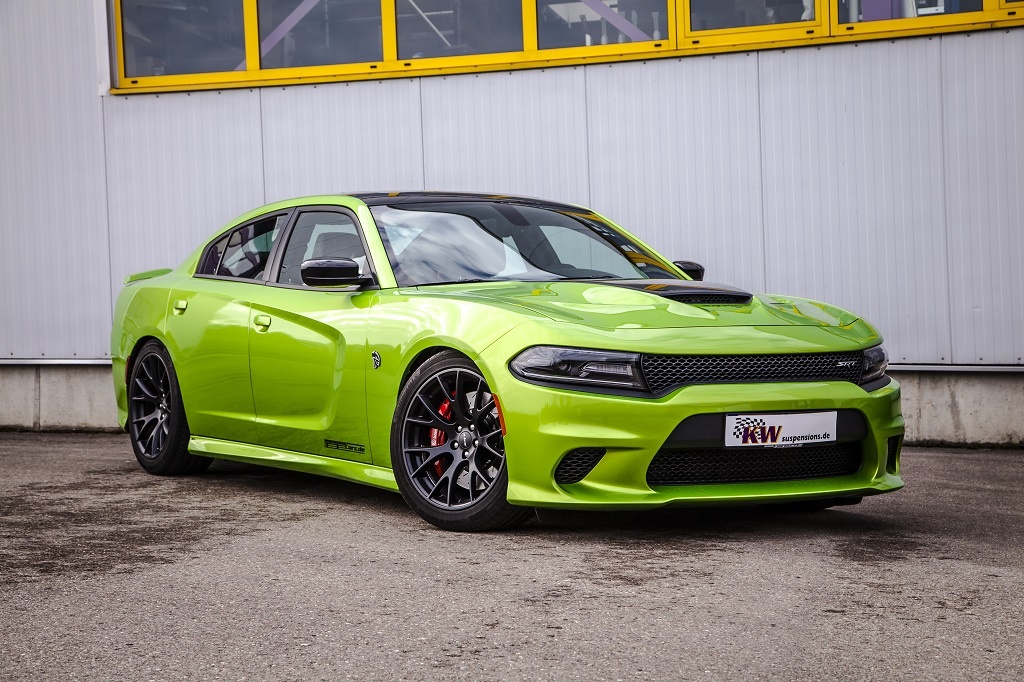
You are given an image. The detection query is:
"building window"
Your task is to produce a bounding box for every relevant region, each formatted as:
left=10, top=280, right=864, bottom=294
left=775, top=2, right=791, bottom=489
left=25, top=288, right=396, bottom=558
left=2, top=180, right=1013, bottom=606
left=689, top=0, right=814, bottom=31
left=838, top=0, right=982, bottom=23
left=395, top=0, right=523, bottom=59
left=120, top=0, right=246, bottom=77
left=537, top=1, right=668, bottom=49
left=257, top=0, right=383, bottom=69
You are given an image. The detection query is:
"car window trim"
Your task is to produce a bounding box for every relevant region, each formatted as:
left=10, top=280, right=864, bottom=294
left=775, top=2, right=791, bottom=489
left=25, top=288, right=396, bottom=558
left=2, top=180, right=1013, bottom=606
left=193, top=209, right=294, bottom=284
left=265, top=205, right=381, bottom=292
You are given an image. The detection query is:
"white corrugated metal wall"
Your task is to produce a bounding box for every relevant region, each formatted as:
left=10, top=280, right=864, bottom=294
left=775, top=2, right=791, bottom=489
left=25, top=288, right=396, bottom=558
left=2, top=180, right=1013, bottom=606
left=1, top=0, right=1021, bottom=367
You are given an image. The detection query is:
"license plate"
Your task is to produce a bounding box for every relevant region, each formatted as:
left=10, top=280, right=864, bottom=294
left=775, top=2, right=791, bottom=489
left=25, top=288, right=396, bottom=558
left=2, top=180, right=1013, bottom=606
left=725, top=412, right=838, bottom=448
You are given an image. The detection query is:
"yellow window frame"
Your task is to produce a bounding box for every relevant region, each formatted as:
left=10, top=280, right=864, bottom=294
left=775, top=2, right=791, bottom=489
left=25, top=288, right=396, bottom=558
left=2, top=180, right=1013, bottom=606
left=679, top=0, right=827, bottom=48
left=109, top=1, right=1024, bottom=93
left=529, top=1, right=678, bottom=61
left=833, top=1, right=1004, bottom=39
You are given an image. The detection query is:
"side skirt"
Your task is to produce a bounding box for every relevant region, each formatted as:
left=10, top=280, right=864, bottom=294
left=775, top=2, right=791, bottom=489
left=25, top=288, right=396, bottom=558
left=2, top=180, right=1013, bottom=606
left=188, top=436, right=399, bottom=493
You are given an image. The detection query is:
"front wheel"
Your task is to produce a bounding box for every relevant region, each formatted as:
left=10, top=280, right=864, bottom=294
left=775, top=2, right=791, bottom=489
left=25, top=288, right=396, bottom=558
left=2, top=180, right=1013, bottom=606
left=391, top=351, right=532, bottom=531
left=127, top=341, right=211, bottom=475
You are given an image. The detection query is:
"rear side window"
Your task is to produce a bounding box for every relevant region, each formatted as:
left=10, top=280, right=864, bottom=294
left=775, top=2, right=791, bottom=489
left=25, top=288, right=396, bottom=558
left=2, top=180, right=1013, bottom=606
left=196, top=214, right=287, bottom=280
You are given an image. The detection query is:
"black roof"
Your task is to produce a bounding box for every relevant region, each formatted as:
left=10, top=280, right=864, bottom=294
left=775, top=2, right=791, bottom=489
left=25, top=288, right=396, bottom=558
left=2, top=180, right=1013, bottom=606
left=349, top=191, right=584, bottom=212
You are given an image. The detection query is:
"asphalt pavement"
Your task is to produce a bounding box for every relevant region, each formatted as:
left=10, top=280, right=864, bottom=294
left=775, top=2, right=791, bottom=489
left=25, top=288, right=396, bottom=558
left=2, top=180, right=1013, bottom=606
left=1, top=432, right=1022, bottom=681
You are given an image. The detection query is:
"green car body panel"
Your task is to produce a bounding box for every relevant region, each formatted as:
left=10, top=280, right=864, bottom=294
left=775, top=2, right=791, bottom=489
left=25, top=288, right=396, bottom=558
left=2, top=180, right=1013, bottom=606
left=112, top=194, right=904, bottom=511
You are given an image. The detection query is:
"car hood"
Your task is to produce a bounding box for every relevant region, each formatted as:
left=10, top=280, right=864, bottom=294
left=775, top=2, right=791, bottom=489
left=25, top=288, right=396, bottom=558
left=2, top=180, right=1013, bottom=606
left=419, top=280, right=860, bottom=330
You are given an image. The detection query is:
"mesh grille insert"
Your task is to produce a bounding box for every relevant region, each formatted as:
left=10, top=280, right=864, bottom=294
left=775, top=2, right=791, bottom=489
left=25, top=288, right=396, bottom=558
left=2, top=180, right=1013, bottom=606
left=641, top=351, right=864, bottom=394
left=554, top=448, right=606, bottom=485
left=646, top=442, right=862, bottom=486
left=666, top=293, right=752, bottom=305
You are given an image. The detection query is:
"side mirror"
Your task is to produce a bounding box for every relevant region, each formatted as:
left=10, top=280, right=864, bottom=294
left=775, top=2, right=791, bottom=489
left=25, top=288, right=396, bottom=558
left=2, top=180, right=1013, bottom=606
left=300, top=258, right=369, bottom=287
left=673, top=260, right=705, bottom=281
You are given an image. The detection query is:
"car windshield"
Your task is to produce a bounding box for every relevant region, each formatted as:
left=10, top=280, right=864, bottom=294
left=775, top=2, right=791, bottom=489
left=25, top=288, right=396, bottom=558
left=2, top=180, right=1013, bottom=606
left=370, top=202, right=679, bottom=287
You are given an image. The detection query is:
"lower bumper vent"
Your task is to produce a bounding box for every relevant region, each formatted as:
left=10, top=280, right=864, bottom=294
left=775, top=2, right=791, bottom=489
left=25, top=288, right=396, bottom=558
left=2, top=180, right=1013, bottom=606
left=646, top=442, right=862, bottom=486
left=886, top=436, right=902, bottom=474
left=554, top=448, right=606, bottom=485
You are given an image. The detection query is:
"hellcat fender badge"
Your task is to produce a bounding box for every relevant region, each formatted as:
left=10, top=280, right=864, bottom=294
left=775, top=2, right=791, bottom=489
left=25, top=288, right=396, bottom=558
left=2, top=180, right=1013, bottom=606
left=371, top=351, right=382, bottom=369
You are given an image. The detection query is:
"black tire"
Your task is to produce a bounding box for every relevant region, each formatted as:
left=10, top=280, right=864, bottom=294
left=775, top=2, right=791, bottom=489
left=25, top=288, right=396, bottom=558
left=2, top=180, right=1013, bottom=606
left=127, top=340, right=211, bottom=476
left=391, top=351, right=533, bottom=531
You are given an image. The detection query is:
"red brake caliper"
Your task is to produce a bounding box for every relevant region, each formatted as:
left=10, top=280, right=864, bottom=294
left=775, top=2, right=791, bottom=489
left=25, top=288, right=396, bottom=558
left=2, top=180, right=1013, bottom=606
left=429, top=398, right=453, bottom=477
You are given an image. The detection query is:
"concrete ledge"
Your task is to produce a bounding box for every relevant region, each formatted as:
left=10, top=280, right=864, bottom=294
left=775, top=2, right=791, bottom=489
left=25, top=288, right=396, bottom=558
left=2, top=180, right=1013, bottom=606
left=890, top=370, right=1024, bottom=447
left=1, top=365, right=1021, bottom=445
left=1, top=365, right=119, bottom=431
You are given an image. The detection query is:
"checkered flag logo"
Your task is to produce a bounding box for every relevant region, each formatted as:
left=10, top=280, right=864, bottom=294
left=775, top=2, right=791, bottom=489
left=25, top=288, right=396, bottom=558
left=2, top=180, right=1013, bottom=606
left=732, top=417, right=765, bottom=439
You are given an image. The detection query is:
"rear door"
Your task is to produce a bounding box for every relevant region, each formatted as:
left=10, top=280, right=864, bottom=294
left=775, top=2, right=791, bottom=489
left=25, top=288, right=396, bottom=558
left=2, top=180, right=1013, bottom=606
left=165, top=212, right=288, bottom=444
left=248, top=208, right=375, bottom=463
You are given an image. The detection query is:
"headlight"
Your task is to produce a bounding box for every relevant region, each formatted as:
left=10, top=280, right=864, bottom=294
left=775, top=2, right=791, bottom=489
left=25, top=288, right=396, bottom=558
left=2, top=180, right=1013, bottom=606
left=509, top=346, right=647, bottom=391
left=861, top=345, right=888, bottom=383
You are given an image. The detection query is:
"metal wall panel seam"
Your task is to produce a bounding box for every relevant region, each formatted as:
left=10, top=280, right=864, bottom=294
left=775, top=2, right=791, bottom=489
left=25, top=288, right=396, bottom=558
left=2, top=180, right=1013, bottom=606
left=582, top=66, right=594, bottom=210
left=754, top=51, right=769, bottom=295
left=419, top=78, right=428, bottom=191
left=937, top=34, right=958, bottom=369
left=101, top=95, right=116, bottom=345
left=258, top=88, right=268, bottom=204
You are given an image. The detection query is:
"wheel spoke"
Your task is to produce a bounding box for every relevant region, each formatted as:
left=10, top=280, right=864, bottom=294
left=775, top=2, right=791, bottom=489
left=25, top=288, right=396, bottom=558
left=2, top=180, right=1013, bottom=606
left=141, top=419, right=158, bottom=456
left=468, top=459, right=494, bottom=488
left=446, top=370, right=469, bottom=424
left=408, top=445, right=451, bottom=477
left=413, top=394, right=451, bottom=429
left=132, top=407, right=159, bottom=431
left=133, top=376, right=158, bottom=400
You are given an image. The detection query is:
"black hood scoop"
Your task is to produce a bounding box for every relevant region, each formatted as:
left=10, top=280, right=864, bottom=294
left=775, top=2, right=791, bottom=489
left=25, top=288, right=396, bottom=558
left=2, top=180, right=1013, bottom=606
left=600, top=279, right=754, bottom=305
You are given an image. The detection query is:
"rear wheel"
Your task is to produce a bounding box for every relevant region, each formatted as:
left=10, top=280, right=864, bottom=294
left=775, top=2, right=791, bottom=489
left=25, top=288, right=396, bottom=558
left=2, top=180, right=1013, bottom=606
left=391, top=351, right=532, bottom=531
left=127, top=341, right=211, bottom=475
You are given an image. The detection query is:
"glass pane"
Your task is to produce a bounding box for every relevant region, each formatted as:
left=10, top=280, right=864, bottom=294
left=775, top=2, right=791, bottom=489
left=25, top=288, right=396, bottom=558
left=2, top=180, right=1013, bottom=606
left=395, top=0, right=523, bottom=60
left=370, top=202, right=678, bottom=287
left=690, top=0, right=815, bottom=31
left=120, top=0, right=246, bottom=77
left=217, top=216, right=286, bottom=279
left=258, top=0, right=382, bottom=69
left=839, top=0, right=982, bottom=23
left=538, top=1, right=667, bottom=49
left=197, top=235, right=229, bottom=275
left=279, top=212, right=366, bottom=285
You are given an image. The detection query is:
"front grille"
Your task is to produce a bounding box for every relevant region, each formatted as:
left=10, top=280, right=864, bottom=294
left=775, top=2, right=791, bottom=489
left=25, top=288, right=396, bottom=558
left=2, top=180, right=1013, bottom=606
left=666, top=293, right=752, bottom=305
left=640, top=351, right=864, bottom=394
left=554, top=448, right=606, bottom=485
left=646, top=442, right=862, bottom=486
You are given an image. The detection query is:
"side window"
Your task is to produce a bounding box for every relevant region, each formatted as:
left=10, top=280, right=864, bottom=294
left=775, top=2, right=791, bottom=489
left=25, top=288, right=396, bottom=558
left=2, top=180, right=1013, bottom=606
left=196, top=234, right=228, bottom=275
left=214, top=215, right=287, bottom=280
left=278, top=211, right=367, bottom=286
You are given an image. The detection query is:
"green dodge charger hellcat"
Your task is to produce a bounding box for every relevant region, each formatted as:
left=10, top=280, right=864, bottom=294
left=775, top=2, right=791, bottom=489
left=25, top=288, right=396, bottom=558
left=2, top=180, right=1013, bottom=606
left=112, top=192, right=904, bottom=531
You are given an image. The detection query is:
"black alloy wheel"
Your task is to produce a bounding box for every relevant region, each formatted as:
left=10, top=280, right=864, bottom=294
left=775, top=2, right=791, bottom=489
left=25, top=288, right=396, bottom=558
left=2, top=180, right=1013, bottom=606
left=392, top=351, right=532, bottom=531
left=127, top=341, right=211, bottom=475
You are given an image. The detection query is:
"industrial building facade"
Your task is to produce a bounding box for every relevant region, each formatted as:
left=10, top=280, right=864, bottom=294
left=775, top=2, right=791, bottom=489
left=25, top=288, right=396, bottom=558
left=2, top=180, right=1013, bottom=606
left=0, top=1, right=1021, bottom=443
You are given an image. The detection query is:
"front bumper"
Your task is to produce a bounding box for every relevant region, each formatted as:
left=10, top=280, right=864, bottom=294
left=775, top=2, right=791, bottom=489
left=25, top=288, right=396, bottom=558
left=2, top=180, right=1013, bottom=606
left=487, top=361, right=904, bottom=509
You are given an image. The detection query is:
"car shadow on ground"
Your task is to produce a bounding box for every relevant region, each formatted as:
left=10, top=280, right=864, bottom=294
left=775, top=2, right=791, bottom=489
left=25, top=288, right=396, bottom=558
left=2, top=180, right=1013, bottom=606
left=1, top=444, right=931, bottom=586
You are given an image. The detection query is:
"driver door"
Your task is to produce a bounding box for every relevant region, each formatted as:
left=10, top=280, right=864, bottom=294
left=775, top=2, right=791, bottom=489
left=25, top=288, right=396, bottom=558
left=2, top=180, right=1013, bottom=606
left=248, top=208, right=375, bottom=463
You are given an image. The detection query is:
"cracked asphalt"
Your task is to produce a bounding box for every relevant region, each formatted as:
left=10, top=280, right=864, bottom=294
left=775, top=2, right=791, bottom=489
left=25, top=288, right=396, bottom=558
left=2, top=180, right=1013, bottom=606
left=1, top=432, right=1022, bottom=681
